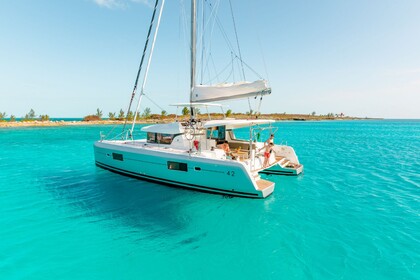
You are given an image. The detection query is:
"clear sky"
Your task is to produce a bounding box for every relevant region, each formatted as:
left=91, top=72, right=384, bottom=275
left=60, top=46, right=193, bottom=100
left=1, top=0, right=419, bottom=119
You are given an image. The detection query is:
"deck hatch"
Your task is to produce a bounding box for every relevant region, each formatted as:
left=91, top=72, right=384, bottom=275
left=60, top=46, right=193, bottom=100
left=167, top=161, right=188, bottom=172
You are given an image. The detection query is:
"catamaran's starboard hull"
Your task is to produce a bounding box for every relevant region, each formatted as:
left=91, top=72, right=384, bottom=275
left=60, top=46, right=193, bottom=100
left=259, top=164, right=303, bottom=176
left=94, top=141, right=274, bottom=198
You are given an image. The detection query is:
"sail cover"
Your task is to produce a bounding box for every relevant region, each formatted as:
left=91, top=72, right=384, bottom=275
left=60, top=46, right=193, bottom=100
left=192, top=80, right=271, bottom=102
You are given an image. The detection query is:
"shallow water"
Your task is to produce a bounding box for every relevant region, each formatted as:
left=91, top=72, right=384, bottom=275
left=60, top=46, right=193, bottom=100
left=0, top=120, right=419, bottom=279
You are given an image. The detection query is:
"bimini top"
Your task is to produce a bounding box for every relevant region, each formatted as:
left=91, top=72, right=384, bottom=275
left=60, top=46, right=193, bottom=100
left=141, top=122, right=184, bottom=134
left=203, top=119, right=274, bottom=129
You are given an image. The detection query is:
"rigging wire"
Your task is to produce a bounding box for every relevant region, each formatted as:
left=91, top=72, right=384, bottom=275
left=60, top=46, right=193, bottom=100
left=205, top=57, right=233, bottom=84
left=123, top=0, right=160, bottom=132
left=233, top=55, right=264, bottom=79
left=231, top=52, right=235, bottom=82
left=257, top=35, right=270, bottom=86
left=143, top=94, right=166, bottom=113
left=130, top=0, right=165, bottom=134
left=210, top=53, right=220, bottom=82
left=201, top=0, right=220, bottom=83
left=202, top=0, right=264, bottom=85
left=204, top=1, right=236, bottom=57
left=228, top=0, right=246, bottom=81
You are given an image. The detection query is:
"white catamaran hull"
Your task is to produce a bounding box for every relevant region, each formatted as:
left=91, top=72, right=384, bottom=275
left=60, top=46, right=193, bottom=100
left=94, top=141, right=274, bottom=198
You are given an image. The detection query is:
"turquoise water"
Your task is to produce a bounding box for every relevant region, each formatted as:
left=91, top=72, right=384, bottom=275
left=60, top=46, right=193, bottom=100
left=0, top=120, right=418, bottom=279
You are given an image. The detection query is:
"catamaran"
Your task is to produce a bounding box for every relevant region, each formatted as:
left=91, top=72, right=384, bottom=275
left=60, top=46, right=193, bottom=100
left=94, top=0, right=303, bottom=198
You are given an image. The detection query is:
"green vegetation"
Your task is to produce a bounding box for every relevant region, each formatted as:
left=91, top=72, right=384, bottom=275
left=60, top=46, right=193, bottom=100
left=0, top=107, right=365, bottom=127
left=246, top=109, right=253, bottom=116
left=142, top=107, right=151, bottom=119
left=182, top=107, right=190, bottom=116
left=95, top=108, right=103, bottom=119
left=126, top=111, right=134, bottom=121
left=39, top=115, right=50, bottom=121
left=0, top=112, right=6, bottom=122
left=118, top=109, right=125, bottom=120
left=83, top=115, right=101, bottom=121
left=83, top=108, right=102, bottom=121
left=23, top=109, right=36, bottom=121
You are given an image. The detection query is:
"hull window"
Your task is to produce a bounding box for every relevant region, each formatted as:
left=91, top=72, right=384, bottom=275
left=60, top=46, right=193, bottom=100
left=167, top=161, right=188, bottom=172
left=112, top=153, right=124, bottom=161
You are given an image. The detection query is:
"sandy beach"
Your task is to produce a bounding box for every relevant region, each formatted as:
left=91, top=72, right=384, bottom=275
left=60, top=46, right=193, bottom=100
left=0, top=114, right=371, bottom=128
left=0, top=120, right=150, bottom=128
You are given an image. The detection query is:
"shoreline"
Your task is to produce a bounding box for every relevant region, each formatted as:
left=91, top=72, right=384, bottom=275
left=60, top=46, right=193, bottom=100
left=0, top=116, right=380, bottom=128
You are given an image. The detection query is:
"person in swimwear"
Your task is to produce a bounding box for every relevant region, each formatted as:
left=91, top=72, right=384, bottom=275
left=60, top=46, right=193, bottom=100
left=265, top=134, right=274, bottom=145
left=261, top=142, right=274, bottom=167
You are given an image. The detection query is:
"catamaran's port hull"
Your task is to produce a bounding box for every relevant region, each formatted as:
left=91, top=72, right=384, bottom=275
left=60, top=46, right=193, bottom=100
left=94, top=141, right=274, bottom=198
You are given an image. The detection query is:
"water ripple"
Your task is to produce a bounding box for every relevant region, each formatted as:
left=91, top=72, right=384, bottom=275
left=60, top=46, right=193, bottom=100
left=0, top=121, right=419, bottom=279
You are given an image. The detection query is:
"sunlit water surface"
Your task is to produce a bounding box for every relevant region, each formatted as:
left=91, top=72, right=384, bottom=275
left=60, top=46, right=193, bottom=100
left=0, top=120, right=419, bottom=279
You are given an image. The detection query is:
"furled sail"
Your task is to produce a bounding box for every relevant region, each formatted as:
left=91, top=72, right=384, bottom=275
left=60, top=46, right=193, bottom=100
left=191, top=80, right=271, bottom=102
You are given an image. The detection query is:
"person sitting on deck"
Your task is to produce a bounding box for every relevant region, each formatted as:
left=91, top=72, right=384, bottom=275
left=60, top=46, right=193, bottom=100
left=218, top=140, right=235, bottom=159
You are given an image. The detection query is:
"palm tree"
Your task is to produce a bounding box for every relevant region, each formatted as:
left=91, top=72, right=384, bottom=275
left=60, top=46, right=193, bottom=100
left=95, top=108, right=103, bottom=119
left=108, top=112, right=116, bottom=120
left=29, top=109, right=35, bottom=119
left=0, top=112, right=6, bottom=120
left=182, top=107, right=190, bottom=116
left=226, top=109, right=232, bottom=117
left=127, top=111, right=134, bottom=121
left=142, top=107, right=151, bottom=119
left=118, top=109, right=125, bottom=120
left=24, top=109, right=36, bottom=121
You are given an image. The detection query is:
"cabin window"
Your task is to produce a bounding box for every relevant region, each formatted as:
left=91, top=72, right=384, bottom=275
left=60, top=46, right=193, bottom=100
left=147, top=133, right=176, bottom=144
left=159, top=133, right=174, bottom=144
left=167, top=161, right=188, bottom=172
left=147, top=132, right=156, bottom=143
left=207, top=126, right=226, bottom=140
left=228, top=130, right=236, bottom=140
left=112, top=153, right=124, bottom=161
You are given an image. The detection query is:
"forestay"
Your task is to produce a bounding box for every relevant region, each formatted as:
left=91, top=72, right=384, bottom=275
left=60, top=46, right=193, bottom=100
left=192, top=80, right=271, bottom=102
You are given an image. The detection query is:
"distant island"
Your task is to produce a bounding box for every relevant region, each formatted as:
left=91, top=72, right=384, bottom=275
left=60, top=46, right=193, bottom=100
left=0, top=108, right=377, bottom=128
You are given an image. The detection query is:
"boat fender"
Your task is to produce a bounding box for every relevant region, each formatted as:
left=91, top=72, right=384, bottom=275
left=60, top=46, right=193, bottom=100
left=193, top=140, right=200, bottom=151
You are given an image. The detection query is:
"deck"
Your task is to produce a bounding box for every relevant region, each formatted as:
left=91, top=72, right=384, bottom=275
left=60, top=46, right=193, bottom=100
left=256, top=179, right=274, bottom=191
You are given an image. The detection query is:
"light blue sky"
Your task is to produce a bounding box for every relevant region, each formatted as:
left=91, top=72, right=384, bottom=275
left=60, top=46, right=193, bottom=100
left=1, top=0, right=419, bottom=118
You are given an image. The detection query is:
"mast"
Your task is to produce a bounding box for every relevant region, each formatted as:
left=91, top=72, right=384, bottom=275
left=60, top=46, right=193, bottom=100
left=190, top=0, right=197, bottom=119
